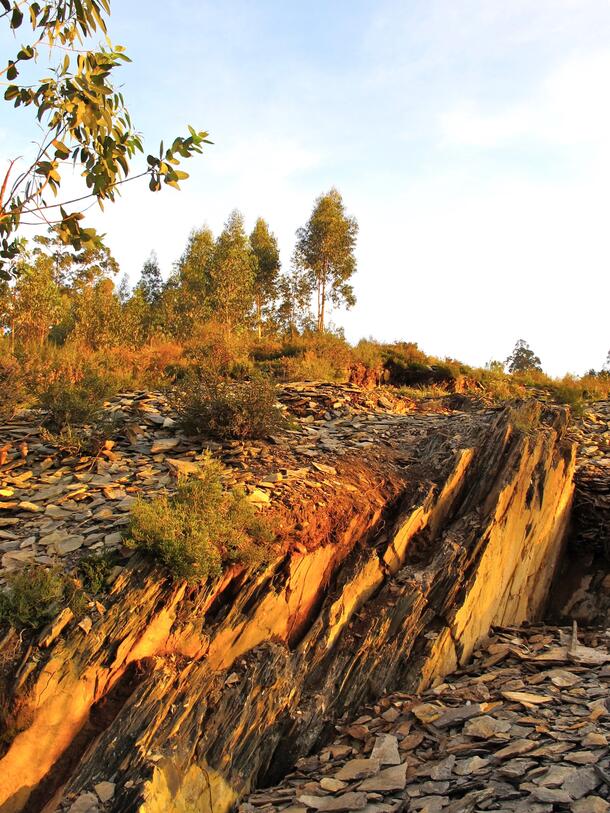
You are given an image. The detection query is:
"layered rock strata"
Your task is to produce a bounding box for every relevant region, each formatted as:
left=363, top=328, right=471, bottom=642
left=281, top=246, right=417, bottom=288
left=0, top=400, right=575, bottom=813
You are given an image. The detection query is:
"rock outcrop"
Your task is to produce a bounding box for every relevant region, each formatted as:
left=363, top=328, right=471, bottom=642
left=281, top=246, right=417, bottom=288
left=0, top=393, right=575, bottom=813
left=550, top=401, right=610, bottom=626
left=240, top=624, right=610, bottom=813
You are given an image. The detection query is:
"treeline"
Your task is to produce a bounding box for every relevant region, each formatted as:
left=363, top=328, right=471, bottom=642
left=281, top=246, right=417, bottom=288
left=1, top=185, right=609, bottom=417
left=0, top=188, right=357, bottom=354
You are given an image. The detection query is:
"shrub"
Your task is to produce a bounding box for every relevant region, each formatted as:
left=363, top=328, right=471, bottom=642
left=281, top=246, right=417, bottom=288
left=184, top=321, right=254, bottom=379
left=0, top=355, right=27, bottom=422
left=125, top=461, right=275, bottom=580
left=280, top=349, right=341, bottom=382
left=353, top=338, right=384, bottom=371
left=173, top=372, right=283, bottom=440
left=273, top=332, right=353, bottom=382
left=0, top=565, right=83, bottom=631
left=37, top=370, right=115, bottom=430
left=548, top=380, right=585, bottom=417
left=77, top=551, right=118, bottom=594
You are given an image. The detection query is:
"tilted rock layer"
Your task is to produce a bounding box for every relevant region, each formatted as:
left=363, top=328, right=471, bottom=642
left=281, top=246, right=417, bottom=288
left=0, top=396, right=575, bottom=813
left=551, top=400, right=610, bottom=626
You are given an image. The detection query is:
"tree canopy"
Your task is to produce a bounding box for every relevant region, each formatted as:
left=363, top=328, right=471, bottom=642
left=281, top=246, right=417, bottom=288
left=208, top=210, right=256, bottom=333
left=250, top=217, right=281, bottom=338
left=293, top=188, right=358, bottom=332
left=0, top=0, right=209, bottom=278
left=505, top=339, right=543, bottom=374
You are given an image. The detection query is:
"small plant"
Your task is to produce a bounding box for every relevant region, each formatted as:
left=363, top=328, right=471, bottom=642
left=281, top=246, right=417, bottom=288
left=37, top=370, right=115, bottom=431
left=173, top=372, right=283, bottom=440
left=0, top=566, right=84, bottom=631
left=39, top=414, right=120, bottom=457
left=125, top=461, right=275, bottom=581
left=77, top=551, right=118, bottom=594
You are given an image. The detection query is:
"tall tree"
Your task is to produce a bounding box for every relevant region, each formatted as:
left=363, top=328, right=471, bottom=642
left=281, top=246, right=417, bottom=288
left=165, top=226, right=215, bottom=338
left=32, top=232, right=119, bottom=291
left=208, top=211, right=255, bottom=334
left=0, top=1, right=209, bottom=277
left=505, top=340, right=543, bottom=374
left=10, top=252, right=62, bottom=346
left=250, top=218, right=280, bottom=338
left=136, top=252, right=163, bottom=305
left=294, top=188, right=358, bottom=332
left=72, top=277, right=122, bottom=349
left=276, top=270, right=314, bottom=338
left=131, top=251, right=163, bottom=340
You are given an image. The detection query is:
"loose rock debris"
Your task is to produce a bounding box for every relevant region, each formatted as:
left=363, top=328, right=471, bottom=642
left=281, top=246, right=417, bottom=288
left=0, top=383, right=471, bottom=578
left=240, top=625, right=610, bottom=813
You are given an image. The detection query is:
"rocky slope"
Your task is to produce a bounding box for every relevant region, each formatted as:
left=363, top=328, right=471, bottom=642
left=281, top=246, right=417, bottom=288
left=0, top=389, right=577, bottom=813
left=240, top=624, right=610, bottom=813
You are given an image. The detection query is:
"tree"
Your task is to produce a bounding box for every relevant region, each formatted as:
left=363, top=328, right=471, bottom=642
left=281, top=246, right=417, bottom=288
left=9, top=252, right=62, bottom=345
left=0, top=1, right=210, bottom=277
left=164, top=226, right=215, bottom=338
left=276, top=270, right=314, bottom=338
left=116, top=274, right=132, bottom=305
left=72, top=277, right=122, bottom=349
left=137, top=252, right=163, bottom=305
left=294, top=188, right=358, bottom=332
left=208, top=211, right=255, bottom=334
left=127, top=251, right=163, bottom=341
left=32, top=231, right=119, bottom=291
left=250, top=218, right=280, bottom=338
left=505, top=340, right=543, bottom=374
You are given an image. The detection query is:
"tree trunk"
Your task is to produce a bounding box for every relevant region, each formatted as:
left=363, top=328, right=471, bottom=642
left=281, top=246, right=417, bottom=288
left=319, top=276, right=326, bottom=332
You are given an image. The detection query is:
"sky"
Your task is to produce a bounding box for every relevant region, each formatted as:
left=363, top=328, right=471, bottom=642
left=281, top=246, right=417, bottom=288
left=1, top=0, right=609, bottom=375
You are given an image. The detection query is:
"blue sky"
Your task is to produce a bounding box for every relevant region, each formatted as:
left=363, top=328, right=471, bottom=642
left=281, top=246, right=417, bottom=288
left=2, top=0, right=609, bottom=375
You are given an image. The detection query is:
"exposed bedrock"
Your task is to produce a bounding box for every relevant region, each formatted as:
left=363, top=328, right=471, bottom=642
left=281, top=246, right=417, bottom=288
left=0, top=405, right=575, bottom=813
left=548, top=400, right=610, bottom=626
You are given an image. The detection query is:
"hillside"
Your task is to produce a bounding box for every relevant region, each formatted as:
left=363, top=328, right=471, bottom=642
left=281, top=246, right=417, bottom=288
left=2, top=387, right=608, bottom=811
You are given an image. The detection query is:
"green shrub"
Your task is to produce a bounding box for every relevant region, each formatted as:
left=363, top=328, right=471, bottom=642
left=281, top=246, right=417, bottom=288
left=173, top=372, right=283, bottom=440
left=184, top=321, right=254, bottom=379
left=37, top=370, right=115, bottom=430
left=0, top=566, right=83, bottom=631
left=353, top=338, right=384, bottom=370
left=77, top=551, right=118, bottom=594
left=280, top=350, right=343, bottom=382
left=125, top=462, right=275, bottom=581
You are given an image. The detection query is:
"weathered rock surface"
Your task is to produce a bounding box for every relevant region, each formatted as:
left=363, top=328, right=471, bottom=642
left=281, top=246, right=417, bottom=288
left=551, top=401, right=610, bottom=626
left=0, top=391, right=576, bottom=812
left=240, top=625, right=610, bottom=813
